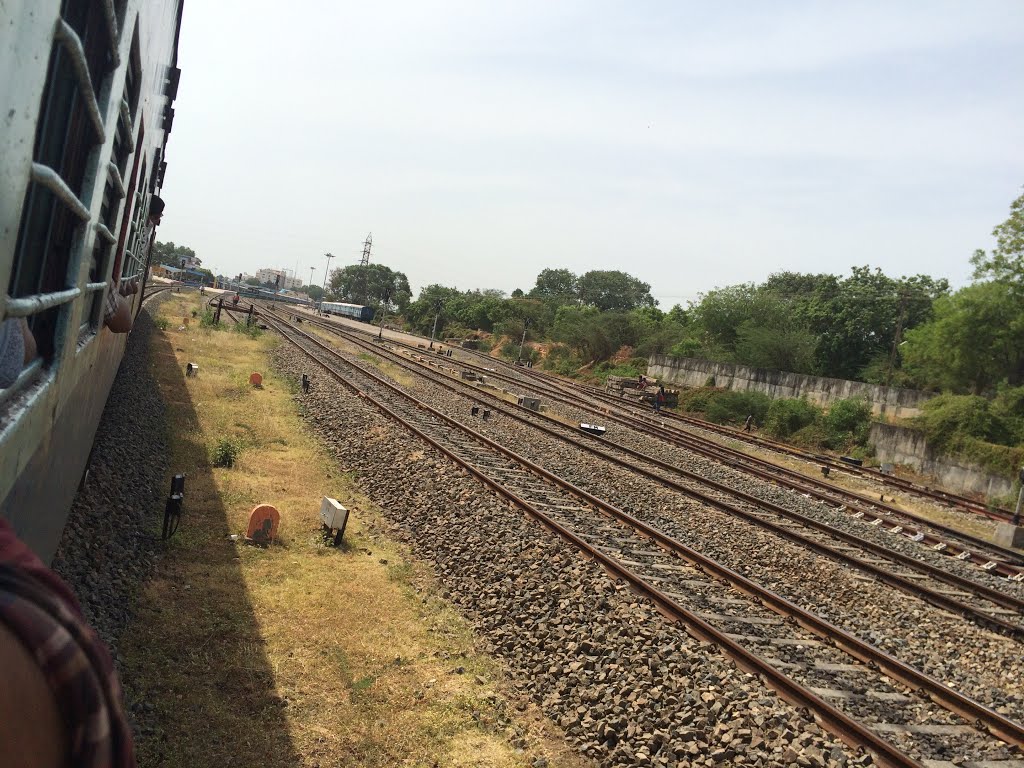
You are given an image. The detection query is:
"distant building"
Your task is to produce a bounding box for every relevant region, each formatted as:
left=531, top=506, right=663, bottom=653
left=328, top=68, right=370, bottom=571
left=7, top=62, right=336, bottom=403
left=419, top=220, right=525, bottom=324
left=255, top=267, right=302, bottom=290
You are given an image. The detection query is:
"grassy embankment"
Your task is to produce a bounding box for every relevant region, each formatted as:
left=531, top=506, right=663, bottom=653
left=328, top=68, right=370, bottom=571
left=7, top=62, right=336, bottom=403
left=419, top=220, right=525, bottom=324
left=121, top=293, right=583, bottom=768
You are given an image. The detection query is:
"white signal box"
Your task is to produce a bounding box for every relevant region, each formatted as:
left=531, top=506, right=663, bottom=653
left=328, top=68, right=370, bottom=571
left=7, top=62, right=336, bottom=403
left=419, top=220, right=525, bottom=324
left=320, top=497, right=350, bottom=545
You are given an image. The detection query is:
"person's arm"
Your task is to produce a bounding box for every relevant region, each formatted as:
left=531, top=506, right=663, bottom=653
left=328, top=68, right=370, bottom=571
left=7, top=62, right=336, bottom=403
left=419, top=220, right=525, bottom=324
left=105, top=295, right=133, bottom=333
left=0, top=622, right=67, bottom=768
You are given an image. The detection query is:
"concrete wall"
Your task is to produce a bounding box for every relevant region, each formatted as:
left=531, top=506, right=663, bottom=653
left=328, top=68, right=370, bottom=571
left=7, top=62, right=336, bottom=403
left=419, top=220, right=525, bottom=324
left=869, top=422, right=1014, bottom=499
left=647, top=355, right=932, bottom=419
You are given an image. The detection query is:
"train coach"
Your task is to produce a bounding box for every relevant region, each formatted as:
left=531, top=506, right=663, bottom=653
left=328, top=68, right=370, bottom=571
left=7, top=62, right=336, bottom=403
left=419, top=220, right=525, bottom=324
left=320, top=301, right=375, bottom=322
left=0, top=0, right=185, bottom=560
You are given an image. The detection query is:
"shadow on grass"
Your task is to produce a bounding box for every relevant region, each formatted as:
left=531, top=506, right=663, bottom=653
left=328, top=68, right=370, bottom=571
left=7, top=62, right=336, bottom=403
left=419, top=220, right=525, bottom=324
left=122, top=319, right=302, bottom=767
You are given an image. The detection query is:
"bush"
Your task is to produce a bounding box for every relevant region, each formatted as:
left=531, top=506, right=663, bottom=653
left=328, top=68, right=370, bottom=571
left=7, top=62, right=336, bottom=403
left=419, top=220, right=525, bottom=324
left=592, top=359, right=647, bottom=383
left=233, top=321, right=262, bottom=338
left=912, top=392, right=1024, bottom=476
left=913, top=394, right=1010, bottom=451
left=823, top=397, right=872, bottom=449
left=199, top=307, right=218, bottom=328
left=542, top=345, right=583, bottom=377
left=763, top=398, right=820, bottom=439
left=212, top=437, right=241, bottom=468
left=668, top=338, right=701, bottom=359
left=154, top=316, right=170, bottom=330
left=704, top=390, right=771, bottom=426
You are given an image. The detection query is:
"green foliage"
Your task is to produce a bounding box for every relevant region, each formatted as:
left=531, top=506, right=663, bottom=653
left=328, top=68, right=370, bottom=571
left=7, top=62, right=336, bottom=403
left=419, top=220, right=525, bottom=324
left=233, top=321, right=262, bottom=338
left=212, top=437, right=241, bottom=468
left=199, top=307, right=218, bottom=328
left=991, top=386, right=1024, bottom=445
left=763, top=398, right=820, bottom=439
left=913, top=394, right=1011, bottom=451
left=704, top=390, right=772, bottom=426
left=971, top=187, right=1024, bottom=289
left=152, top=240, right=197, bottom=268
left=576, top=270, right=656, bottom=312
left=592, top=358, right=648, bottom=384
left=823, top=398, right=872, bottom=448
left=669, top=338, right=701, bottom=359
left=153, top=316, right=169, bottom=331
left=529, top=268, right=578, bottom=302
left=912, top=392, right=1024, bottom=475
left=540, top=345, right=583, bottom=377
left=328, top=264, right=411, bottom=311
left=302, top=284, right=325, bottom=301
left=901, top=280, right=1024, bottom=394
left=734, top=321, right=817, bottom=372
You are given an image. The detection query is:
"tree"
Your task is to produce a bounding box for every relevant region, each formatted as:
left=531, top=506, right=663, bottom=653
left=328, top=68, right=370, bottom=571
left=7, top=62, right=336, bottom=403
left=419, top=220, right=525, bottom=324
left=244, top=277, right=261, bottom=286
left=529, top=268, right=578, bottom=302
left=760, top=268, right=947, bottom=380
left=329, top=264, right=412, bottom=311
left=971, top=187, right=1024, bottom=290
left=576, top=270, right=656, bottom=312
left=151, top=240, right=197, bottom=266
left=302, top=284, right=325, bottom=301
left=902, top=281, right=1024, bottom=394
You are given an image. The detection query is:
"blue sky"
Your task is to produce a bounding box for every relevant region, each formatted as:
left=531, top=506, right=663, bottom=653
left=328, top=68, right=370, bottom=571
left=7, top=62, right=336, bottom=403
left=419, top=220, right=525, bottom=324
left=158, top=1, right=1024, bottom=306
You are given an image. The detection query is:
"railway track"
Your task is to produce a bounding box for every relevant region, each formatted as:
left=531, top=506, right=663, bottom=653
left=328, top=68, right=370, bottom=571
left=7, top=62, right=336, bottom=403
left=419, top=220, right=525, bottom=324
left=462, top=346, right=1017, bottom=523
left=262, top=309, right=1024, bottom=768
left=335, top=319, right=1022, bottom=573
left=261, top=306, right=1024, bottom=642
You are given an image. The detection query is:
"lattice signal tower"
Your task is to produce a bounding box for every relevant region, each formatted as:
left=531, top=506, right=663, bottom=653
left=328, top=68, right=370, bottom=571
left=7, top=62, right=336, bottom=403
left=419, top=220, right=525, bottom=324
left=360, top=233, right=373, bottom=266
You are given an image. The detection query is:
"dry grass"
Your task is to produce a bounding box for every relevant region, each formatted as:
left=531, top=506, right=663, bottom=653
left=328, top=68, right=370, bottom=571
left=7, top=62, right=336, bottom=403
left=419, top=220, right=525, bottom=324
left=121, top=293, right=588, bottom=767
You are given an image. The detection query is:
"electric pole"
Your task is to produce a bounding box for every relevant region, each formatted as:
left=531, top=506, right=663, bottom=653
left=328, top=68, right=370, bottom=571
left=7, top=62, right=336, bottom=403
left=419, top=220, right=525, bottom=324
left=885, top=290, right=909, bottom=387
left=360, top=233, right=372, bottom=266
left=429, top=298, right=443, bottom=350
left=321, top=252, right=334, bottom=310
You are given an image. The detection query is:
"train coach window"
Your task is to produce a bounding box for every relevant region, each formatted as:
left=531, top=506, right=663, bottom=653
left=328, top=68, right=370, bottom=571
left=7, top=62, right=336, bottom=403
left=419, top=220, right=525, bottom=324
left=4, top=0, right=118, bottom=377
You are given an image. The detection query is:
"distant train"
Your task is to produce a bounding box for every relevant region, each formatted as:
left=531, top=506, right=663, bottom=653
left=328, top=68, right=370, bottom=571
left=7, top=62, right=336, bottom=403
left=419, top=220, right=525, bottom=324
left=320, top=301, right=375, bottom=322
left=234, top=287, right=312, bottom=307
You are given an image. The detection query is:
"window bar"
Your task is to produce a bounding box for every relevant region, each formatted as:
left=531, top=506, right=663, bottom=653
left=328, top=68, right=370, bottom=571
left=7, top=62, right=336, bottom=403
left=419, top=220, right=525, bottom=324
left=98, top=0, right=121, bottom=64
left=95, top=222, right=116, bottom=243
left=5, top=288, right=82, bottom=318
left=54, top=20, right=106, bottom=145
left=107, top=162, right=125, bottom=199
left=30, top=163, right=91, bottom=221
left=0, top=358, right=45, bottom=406
left=120, top=100, right=134, bottom=151
left=85, top=282, right=108, bottom=293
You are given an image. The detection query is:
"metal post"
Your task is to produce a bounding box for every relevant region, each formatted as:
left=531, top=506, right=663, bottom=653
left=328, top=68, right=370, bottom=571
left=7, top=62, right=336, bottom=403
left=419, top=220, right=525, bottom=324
left=428, top=298, right=443, bottom=350
left=378, top=289, right=391, bottom=340
left=322, top=252, right=334, bottom=300
left=517, top=319, right=529, bottom=362
left=1013, top=467, right=1024, bottom=525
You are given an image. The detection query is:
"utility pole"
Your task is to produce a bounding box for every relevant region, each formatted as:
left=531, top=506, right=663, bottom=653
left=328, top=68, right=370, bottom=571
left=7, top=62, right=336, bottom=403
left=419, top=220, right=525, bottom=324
left=518, top=319, right=530, bottom=362
left=429, top=298, right=443, bottom=350
left=885, top=290, right=909, bottom=387
left=1013, top=467, right=1024, bottom=526
left=378, top=288, right=392, bottom=340
left=360, top=233, right=372, bottom=266
left=321, top=252, right=334, bottom=309
left=308, top=265, right=316, bottom=290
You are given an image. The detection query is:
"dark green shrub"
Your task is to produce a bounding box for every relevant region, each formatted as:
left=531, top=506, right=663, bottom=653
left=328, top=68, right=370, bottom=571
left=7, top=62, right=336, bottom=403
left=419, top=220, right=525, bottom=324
left=763, top=397, right=820, bottom=439
left=824, top=397, right=872, bottom=449
left=676, top=387, right=717, bottom=413
left=704, top=390, right=771, bottom=426
left=212, top=437, right=241, bottom=468
left=913, top=394, right=1010, bottom=451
